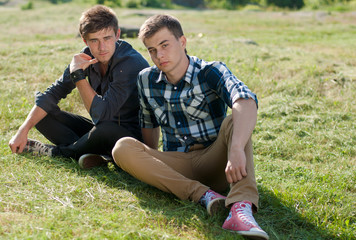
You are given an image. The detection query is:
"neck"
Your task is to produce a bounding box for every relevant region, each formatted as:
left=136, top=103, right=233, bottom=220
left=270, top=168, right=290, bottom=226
left=166, top=56, right=189, bottom=85
left=99, top=63, right=108, bottom=77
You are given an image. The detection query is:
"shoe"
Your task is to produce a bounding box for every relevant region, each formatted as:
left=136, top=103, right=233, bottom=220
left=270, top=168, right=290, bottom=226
left=222, top=201, right=269, bottom=240
left=199, top=189, right=226, bottom=215
left=78, top=154, right=113, bottom=169
left=23, top=138, right=55, bottom=157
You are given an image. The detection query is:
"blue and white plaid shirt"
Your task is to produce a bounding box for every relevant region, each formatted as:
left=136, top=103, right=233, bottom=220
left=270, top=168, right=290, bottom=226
left=138, top=55, right=258, bottom=152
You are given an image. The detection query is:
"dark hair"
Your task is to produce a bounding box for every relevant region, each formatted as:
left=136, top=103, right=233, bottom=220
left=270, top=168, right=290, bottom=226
left=79, top=5, right=119, bottom=40
left=138, top=14, right=184, bottom=42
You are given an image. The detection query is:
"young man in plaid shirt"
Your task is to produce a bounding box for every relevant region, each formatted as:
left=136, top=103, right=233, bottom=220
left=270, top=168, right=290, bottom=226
left=112, top=14, right=268, bottom=239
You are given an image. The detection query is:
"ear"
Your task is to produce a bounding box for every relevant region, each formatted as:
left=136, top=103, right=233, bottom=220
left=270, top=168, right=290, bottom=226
left=116, top=29, right=121, bottom=41
left=82, top=37, right=88, bottom=46
left=179, top=35, right=187, bottom=50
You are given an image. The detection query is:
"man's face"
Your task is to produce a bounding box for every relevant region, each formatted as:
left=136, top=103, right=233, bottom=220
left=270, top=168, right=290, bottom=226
left=144, top=27, right=187, bottom=79
left=84, top=27, right=120, bottom=66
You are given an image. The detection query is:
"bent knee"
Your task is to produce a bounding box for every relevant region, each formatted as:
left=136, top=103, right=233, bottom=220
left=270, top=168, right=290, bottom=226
left=112, top=137, right=140, bottom=165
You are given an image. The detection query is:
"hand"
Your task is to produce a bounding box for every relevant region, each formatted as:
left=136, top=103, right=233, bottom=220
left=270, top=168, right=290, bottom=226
left=9, top=130, right=28, bottom=154
left=225, top=148, right=247, bottom=183
left=70, top=53, right=98, bottom=73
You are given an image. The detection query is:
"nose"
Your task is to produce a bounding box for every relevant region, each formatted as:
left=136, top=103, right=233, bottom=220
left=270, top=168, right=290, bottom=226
left=99, top=40, right=106, bottom=51
left=156, top=49, right=164, bottom=59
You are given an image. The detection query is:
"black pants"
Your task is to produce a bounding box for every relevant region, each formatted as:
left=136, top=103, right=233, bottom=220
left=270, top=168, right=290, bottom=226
left=35, top=110, right=139, bottom=160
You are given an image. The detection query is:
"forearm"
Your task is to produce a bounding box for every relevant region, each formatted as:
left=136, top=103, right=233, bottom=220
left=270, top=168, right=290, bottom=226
left=20, top=105, right=48, bottom=133
left=9, top=105, right=47, bottom=153
left=230, top=98, right=257, bottom=150
left=142, top=127, right=160, bottom=149
left=75, top=79, right=96, bottom=113
left=225, top=98, right=257, bottom=182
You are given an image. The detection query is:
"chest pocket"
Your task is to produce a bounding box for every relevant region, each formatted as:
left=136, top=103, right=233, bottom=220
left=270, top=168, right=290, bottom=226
left=183, top=93, right=209, bottom=121
left=148, top=98, right=168, bottom=125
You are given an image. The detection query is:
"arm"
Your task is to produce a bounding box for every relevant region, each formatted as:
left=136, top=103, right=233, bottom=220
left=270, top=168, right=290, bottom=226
left=75, top=80, right=96, bottom=113
left=225, top=98, right=257, bottom=183
left=9, top=105, right=47, bottom=154
left=142, top=127, right=160, bottom=150
left=70, top=53, right=98, bottom=113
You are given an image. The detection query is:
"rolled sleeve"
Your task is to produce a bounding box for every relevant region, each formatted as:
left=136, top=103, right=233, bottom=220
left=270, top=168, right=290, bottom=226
left=89, top=95, right=105, bottom=124
left=35, top=66, right=75, bottom=113
left=207, top=62, right=258, bottom=109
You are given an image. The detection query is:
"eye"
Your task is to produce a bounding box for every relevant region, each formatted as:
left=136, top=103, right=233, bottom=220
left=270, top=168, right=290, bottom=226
left=148, top=49, right=156, bottom=55
left=162, top=44, right=168, bottom=48
left=104, top=36, right=112, bottom=41
left=90, top=39, right=98, bottom=43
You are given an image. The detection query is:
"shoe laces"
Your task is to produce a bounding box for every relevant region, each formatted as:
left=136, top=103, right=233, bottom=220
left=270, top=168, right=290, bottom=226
left=199, top=190, right=216, bottom=207
left=235, top=202, right=259, bottom=227
left=31, top=141, right=53, bottom=156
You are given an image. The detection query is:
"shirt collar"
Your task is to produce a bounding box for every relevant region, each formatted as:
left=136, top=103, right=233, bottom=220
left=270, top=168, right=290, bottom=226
left=155, top=55, right=194, bottom=85
left=90, top=42, right=118, bottom=76
left=182, top=55, right=194, bottom=84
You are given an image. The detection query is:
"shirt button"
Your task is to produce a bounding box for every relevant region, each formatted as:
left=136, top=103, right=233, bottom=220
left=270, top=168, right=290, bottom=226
left=184, top=136, right=187, bottom=140
left=177, top=122, right=181, bottom=125
left=174, top=86, right=177, bottom=90
left=172, top=104, right=175, bottom=107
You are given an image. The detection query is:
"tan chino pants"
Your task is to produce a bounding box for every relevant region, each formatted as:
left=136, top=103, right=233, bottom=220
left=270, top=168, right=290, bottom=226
left=112, top=115, right=259, bottom=209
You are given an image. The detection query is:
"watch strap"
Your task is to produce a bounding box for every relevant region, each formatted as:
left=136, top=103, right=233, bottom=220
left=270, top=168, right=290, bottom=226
left=70, top=69, right=85, bottom=84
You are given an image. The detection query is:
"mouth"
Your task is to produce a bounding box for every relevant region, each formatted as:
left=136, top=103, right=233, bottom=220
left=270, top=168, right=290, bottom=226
left=160, top=61, right=169, bottom=67
left=99, top=52, right=108, bottom=56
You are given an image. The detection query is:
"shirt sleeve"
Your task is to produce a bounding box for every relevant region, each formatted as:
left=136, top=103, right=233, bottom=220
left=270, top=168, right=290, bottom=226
left=35, top=65, right=76, bottom=113
left=137, top=70, right=159, bottom=129
left=205, top=62, right=258, bottom=108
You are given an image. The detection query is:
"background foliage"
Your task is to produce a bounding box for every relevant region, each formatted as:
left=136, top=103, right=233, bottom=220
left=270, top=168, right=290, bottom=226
left=23, top=0, right=356, bottom=9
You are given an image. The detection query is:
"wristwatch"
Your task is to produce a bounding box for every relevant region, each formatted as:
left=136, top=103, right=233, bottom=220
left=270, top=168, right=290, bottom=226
left=70, top=69, right=85, bottom=84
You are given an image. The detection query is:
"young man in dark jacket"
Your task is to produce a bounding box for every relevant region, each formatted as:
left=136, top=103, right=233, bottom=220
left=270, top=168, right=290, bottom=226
left=9, top=5, right=149, bottom=169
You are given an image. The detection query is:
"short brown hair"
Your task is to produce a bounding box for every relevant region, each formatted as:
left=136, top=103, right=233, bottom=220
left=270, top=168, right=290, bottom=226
left=79, top=5, right=119, bottom=40
left=138, top=14, right=184, bottom=42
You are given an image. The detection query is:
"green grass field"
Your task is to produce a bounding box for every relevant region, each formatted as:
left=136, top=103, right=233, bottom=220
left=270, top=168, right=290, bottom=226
left=0, top=1, right=355, bottom=239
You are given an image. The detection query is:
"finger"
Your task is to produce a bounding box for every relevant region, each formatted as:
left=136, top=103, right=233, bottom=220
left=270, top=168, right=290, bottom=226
left=225, top=168, right=233, bottom=184
left=230, top=169, right=239, bottom=183
left=82, top=59, right=98, bottom=70
left=10, top=144, right=21, bottom=154
left=78, top=53, right=93, bottom=60
left=18, top=144, right=25, bottom=153
left=88, top=58, right=98, bottom=65
left=235, top=170, right=243, bottom=181
left=9, top=144, right=16, bottom=154
left=241, top=167, right=247, bottom=177
left=226, top=173, right=233, bottom=184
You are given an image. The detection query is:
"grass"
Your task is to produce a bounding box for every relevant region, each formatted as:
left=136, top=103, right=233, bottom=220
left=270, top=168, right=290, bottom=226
left=1, top=1, right=355, bottom=239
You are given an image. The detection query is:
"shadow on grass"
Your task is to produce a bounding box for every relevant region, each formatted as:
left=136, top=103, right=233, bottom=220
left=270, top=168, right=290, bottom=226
left=257, top=186, right=339, bottom=240
left=24, top=154, right=338, bottom=240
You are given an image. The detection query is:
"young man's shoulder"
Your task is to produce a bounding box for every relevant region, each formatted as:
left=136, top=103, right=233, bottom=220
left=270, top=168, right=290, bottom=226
left=190, top=55, right=226, bottom=71
left=112, top=41, right=149, bottom=70
left=115, top=41, right=146, bottom=60
left=138, top=65, right=159, bottom=77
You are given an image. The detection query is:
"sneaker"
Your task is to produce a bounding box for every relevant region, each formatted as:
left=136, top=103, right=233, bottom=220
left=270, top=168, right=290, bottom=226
left=222, top=201, right=269, bottom=240
left=199, top=189, right=226, bottom=215
left=78, top=154, right=113, bottom=169
left=23, top=138, right=55, bottom=157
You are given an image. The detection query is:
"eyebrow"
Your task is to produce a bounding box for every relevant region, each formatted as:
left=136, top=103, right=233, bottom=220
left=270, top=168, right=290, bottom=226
left=88, top=35, right=113, bottom=41
left=147, top=39, right=169, bottom=51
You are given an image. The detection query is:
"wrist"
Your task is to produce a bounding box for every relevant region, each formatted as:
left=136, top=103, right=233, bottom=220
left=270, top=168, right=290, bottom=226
left=70, top=69, right=85, bottom=84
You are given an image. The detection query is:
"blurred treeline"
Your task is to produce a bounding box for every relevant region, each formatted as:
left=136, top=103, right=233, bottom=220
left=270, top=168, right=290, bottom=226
left=23, top=0, right=356, bottom=11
